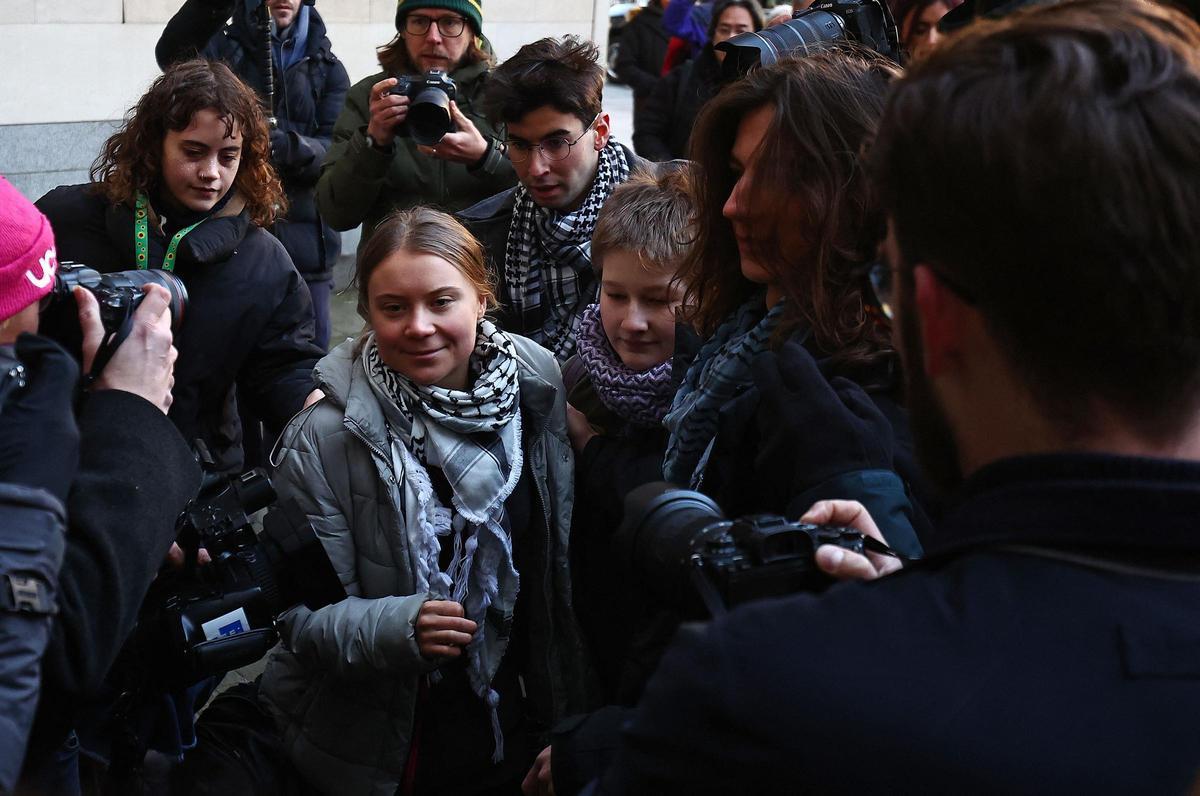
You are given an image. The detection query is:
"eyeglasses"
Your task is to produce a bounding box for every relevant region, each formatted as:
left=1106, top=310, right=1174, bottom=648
left=867, top=260, right=977, bottom=321
left=503, top=115, right=599, bottom=164
left=404, top=14, right=467, bottom=38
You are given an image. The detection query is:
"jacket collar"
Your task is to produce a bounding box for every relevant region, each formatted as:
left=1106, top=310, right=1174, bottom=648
left=925, top=452, right=1200, bottom=559
left=104, top=192, right=251, bottom=270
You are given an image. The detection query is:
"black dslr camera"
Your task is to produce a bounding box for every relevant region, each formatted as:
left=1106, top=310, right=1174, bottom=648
left=137, top=469, right=344, bottom=688
left=618, top=483, right=896, bottom=617
left=390, top=69, right=458, bottom=146
left=39, top=261, right=188, bottom=377
left=716, top=0, right=901, bottom=79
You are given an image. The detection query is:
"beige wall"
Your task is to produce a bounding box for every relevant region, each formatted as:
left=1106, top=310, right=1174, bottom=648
left=0, top=0, right=608, bottom=125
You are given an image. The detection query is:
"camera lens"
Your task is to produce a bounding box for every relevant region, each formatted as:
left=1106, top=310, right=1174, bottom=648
left=717, top=9, right=848, bottom=78
left=617, top=482, right=729, bottom=595
left=408, top=87, right=453, bottom=146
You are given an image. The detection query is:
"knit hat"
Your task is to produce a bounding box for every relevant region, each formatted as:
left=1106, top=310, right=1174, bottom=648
left=395, top=0, right=482, bottom=38
left=0, top=176, right=57, bottom=324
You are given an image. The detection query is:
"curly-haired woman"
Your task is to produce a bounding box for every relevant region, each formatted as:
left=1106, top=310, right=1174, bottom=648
left=36, top=59, right=325, bottom=473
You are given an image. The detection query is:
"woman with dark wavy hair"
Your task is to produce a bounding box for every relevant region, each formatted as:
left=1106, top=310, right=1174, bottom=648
left=37, top=59, right=324, bottom=474
left=663, top=49, right=932, bottom=555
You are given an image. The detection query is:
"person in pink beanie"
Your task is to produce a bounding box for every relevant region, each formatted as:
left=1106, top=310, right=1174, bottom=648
left=0, top=175, right=204, bottom=792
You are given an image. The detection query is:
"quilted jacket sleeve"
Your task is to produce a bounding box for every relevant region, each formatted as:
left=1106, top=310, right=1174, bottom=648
left=271, top=404, right=429, bottom=678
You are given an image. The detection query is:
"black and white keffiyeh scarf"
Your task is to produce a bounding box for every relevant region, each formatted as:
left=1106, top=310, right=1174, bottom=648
left=662, top=295, right=785, bottom=488
left=363, top=319, right=524, bottom=763
left=503, top=139, right=632, bottom=361
left=576, top=304, right=675, bottom=428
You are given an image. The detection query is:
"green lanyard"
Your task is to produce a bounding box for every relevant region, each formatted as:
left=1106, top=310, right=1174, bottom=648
left=134, top=191, right=208, bottom=272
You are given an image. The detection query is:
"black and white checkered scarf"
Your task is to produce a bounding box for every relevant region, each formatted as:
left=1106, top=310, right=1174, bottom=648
left=502, top=139, right=632, bottom=361
left=362, top=318, right=524, bottom=763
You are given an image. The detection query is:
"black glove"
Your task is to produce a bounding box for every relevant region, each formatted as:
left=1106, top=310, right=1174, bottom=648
left=269, top=127, right=290, bottom=164
left=750, top=339, right=895, bottom=498
left=0, top=334, right=81, bottom=504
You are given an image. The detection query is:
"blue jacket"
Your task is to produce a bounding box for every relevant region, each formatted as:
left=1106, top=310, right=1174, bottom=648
left=598, top=453, right=1200, bottom=793
left=156, top=0, right=351, bottom=281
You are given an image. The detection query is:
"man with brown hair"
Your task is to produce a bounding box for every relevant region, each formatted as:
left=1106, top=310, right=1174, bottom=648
left=315, top=0, right=516, bottom=263
left=592, top=1, right=1200, bottom=792
left=460, top=36, right=665, bottom=361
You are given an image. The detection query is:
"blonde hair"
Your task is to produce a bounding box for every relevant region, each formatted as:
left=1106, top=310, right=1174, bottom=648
left=591, top=166, right=697, bottom=279
left=356, top=207, right=497, bottom=326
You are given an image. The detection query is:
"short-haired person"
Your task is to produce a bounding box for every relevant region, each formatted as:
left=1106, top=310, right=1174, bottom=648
left=460, top=36, right=664, bottom=361
left=315, top=0, right=517, bottom=262
left=633, top=0, right=765, bottom=162
left=256, top=208, right=591, bottom=794
left=597, top=1, right=1200, bottom=791
left=36, top=60, right=324, bottom=475
left=0, top=177, right=201, bottom=790
left=157, top=0, right=351, bottom=349
left=560, top=167, right=695, bottom=704
left=661, top=50, right=929, bottom=557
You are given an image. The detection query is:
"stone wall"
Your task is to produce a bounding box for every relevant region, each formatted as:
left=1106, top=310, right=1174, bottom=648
left=0, top=0, right=608, bottom=200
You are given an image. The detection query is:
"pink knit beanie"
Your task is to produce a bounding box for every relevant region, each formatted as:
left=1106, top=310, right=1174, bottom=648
left=0, top=175, right=58, bottom=323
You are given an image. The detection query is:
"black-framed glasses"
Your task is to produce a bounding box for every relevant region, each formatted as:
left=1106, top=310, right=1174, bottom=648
left=503, top=114, right=599, bottom=164
left=404, top=14, right=466, bottom=38
left=867, top=260, right=977, bottom=321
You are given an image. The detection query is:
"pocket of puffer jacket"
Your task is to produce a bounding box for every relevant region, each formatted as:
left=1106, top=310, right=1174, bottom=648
left=298, top=671, right=417, bottom=769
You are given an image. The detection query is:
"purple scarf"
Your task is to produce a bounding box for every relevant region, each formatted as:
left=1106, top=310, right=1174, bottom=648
left=576, top=304, right=675, bottom=428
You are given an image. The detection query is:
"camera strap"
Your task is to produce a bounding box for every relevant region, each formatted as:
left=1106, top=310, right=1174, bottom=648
left=133, top=192, right=207, bottom=273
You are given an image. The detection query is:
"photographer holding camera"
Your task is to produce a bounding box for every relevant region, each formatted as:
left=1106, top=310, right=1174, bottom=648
left=0, top=177, right=202, bottom=791
left=592, top=1, right=1200, bottom=791
left=315, top=0, right=517, bottom=263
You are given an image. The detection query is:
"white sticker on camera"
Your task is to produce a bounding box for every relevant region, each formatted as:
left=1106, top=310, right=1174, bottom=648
left=201, top=607, right=251, bottom=641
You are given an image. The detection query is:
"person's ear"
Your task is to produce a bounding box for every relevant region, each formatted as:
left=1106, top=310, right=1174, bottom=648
left=476, top=292, right=487, bottom=321
left=913, top=264, right=970, bottom=379
left=593, top=112, right=611, bottom=151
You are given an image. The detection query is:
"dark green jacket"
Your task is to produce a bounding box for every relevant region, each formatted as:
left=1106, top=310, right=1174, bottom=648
left=315, top=59, right=517, bottom=260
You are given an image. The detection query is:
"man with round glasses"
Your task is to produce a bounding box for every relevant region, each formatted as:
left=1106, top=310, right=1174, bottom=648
left=460, top=36, right=670, bottom=361
left=315, top=0, right=517, bottom=264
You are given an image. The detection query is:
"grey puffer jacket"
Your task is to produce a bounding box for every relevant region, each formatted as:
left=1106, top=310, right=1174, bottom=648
left=259, top=335, right=593, bottom=796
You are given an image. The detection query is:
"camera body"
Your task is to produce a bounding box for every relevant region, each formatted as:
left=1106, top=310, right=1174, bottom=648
left=619, top=483, right=877, bottom=617
left=693, top=514, right=866, bottom=611
left=389, top=69, right=458, bottom=146
left=39, top=262, right=188, bottom=376
left=140, top=469, right=344, bottom=687
left=716, top=0, right=900, bottom=78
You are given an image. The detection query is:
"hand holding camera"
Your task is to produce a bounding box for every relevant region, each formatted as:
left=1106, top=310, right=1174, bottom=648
left=367, top=76, right=410, bottom=148
left=76, top=283, right=177, bottom=414
left=803, top=499, right=903, bottom=581
left=415, top=101, right=488, bottom=165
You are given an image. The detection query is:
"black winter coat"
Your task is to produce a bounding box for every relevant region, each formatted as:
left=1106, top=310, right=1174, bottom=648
left=674, top=327, right=933, bottom=557
left=598, top=454, right=1200, bottom=794
left=615, top=5, right=671, bottom=101
left=156, top=0, right=350, bottom=281
left=37, top=184, right=324, bottom=473
left=22, top=391, right=200, bottom=773
left=633, top=48, right=722, bottom=162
